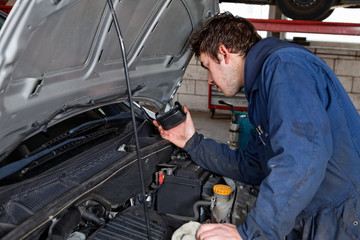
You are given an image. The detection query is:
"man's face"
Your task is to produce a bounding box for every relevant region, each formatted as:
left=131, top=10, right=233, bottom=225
left=199, top=49, right=245, bottom=97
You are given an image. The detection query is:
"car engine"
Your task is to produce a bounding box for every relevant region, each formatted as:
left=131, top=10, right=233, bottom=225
left=44, top=150, right=258, bottom=240
left=0, top=104, right=258, bottom=240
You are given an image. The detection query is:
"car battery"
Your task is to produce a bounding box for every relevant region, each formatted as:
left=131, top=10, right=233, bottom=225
left=156, top=158, right=210, bottom=217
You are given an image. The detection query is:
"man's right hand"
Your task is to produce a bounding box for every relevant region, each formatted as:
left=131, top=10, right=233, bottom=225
left=196, top=223, right=243, bottom=240
left=153, top=105, right=195, bottom=148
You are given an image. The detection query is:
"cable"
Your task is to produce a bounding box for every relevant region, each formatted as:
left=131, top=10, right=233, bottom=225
left=106, top=1, right=152, bottom=239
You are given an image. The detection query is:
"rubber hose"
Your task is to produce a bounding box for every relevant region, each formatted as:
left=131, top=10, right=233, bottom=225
left=51, top=207, right=81, bottom=240
left=166, top=200, right=211, bottom=221
left=80, top=209, right=104, bottom=227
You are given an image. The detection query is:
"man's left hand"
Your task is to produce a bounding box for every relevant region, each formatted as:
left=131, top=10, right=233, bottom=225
left=196, top=223, right=243, bottom=240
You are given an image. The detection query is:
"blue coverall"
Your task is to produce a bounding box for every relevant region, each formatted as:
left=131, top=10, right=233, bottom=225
left=184, top=37, right=360, bottom=239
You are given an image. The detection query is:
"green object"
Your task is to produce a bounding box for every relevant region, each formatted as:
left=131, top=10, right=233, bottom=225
left=235, top=111, right=254, bottom=150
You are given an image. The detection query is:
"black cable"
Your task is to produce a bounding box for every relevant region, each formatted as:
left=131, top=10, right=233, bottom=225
left=106, top=0, right=152, bottom=239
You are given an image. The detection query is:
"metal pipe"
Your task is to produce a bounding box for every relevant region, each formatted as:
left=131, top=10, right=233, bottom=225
left=106, top=1, right=151, bottom=239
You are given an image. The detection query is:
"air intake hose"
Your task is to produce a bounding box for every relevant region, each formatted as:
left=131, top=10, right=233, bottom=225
left=51, top=207, right=81, bottom=240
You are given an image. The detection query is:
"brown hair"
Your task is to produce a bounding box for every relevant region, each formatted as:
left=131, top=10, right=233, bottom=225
left=190, top=12, right=262, bottom=63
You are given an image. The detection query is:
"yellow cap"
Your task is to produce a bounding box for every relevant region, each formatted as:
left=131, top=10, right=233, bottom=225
left=213, top=184, right=232, bottom=196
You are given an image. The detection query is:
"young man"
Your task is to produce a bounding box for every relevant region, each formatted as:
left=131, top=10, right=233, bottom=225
left=154, top=12, right=360, bottom=240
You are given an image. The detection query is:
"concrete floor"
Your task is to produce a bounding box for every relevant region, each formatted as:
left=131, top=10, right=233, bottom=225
left=190, top=110, right=232, bottom=144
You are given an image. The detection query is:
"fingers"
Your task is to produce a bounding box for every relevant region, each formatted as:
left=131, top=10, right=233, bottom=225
left=152, top=120, right=166, bottom=137
left=196, top=224, right=219, bottom=239
left=183, top=105, right=191, bottom=119
left=153, top=120, right=165, bottom=133
left=197, top=223, right=219, bottom=233
left=183, top=105, right=194, bottom=126
left=153, top=120, right=160, bottom=127
left=196, top=223, right=242, bottom=240
left=152, top=104, right=193, bottom=148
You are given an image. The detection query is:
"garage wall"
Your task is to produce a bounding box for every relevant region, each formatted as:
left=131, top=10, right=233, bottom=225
left=175, top=56, right=209, bottom=111
left=313, top=42, right=360, bottom=115
left=175, top=41, right=360, bottom=114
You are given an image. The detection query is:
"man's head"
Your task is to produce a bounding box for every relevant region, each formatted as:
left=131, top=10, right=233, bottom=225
left=190, top=12, right=261, bottom=96
left=190, top=12, right=261, bottom=62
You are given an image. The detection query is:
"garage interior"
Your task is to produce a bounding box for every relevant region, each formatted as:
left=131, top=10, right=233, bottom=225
left=0, top=1, right=359, bottom=239
left=1, top=0, right=359, bottom=144
left=173, top=2, right=360, bottom=146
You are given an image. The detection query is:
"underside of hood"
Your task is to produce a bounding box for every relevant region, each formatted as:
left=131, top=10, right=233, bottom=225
left=0, top=0, right=219, bottom=156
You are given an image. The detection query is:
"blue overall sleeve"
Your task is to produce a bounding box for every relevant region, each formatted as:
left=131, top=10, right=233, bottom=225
left=184, top=131, right=265, bottom=185
left=237, top=59, right=333, bottom=239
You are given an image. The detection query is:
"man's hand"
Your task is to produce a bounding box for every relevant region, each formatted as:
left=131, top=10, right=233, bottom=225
left=153, top=105, right=195, bottom=148
left=196, top=223, right=243, bottom=240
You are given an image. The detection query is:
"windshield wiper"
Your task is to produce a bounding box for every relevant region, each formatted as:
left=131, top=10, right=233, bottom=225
left=0, top=136, right=86, bottom=181
left=0, top=90, right=144, bottom=163
left=0, top=111, right=147, bottom=181
left=30, top=112, right=132, bottom=155
left=69, top=112, right=132, bottom=134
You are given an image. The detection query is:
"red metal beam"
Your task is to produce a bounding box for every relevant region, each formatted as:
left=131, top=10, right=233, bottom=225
left=248, top=19, right=360, bottom=36
left=208, top=84, right=248, bottom=112
left=0, top=5, right=11, bottom=14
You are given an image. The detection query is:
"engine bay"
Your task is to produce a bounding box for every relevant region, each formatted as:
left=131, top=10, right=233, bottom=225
left=43, top=150, right=258, bottom=240
left=0, top=103, right=258, bottom=240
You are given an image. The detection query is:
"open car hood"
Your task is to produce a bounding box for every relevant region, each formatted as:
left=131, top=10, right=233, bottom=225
left=0, top=0, right=219, bottom=156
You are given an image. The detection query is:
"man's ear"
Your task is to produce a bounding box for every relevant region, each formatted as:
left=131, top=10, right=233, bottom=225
left=218, top=45, right=231, bottom=64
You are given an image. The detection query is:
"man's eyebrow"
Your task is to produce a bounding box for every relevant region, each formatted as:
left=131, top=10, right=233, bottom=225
left=200, top=62, right=208, bottom=69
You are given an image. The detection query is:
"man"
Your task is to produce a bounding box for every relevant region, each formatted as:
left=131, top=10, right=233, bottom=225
left=154, top=12, right=360, bottom=240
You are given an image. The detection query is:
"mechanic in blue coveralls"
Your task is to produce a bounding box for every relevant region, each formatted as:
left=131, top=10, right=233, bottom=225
left=154, top=12, right=360, bottom=240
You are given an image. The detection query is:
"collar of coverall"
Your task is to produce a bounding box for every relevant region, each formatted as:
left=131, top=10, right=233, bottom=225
left=243, top=37, right=310, bottom=100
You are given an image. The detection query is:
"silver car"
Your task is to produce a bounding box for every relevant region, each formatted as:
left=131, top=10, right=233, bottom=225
left=0, top=1, right=239, bottom=239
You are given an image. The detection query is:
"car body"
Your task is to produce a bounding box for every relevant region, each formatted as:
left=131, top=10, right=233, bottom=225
left=220, top=0, right=360, bottom=21
left=0, top=1, right=242, bottom=239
